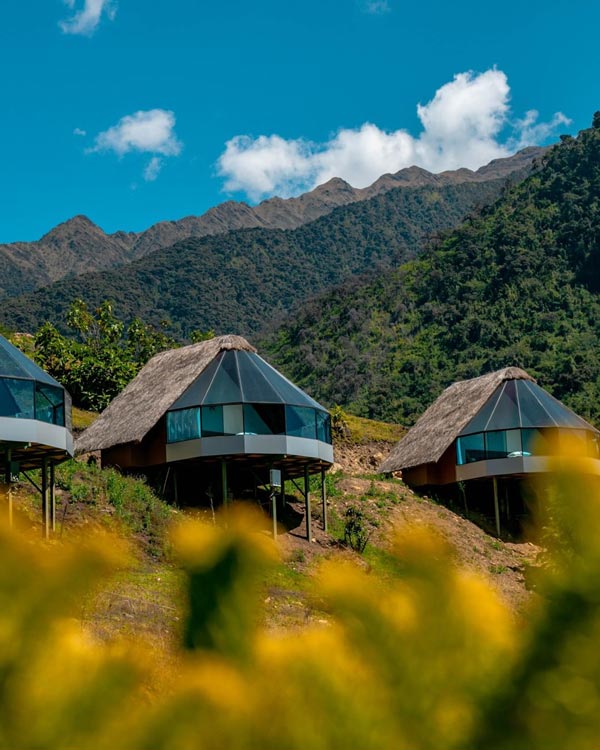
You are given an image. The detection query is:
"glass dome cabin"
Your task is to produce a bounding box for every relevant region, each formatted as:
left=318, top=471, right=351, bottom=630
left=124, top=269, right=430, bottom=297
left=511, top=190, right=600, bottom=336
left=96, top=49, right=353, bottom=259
left=455, top=378, right=599, bottom=481
left=76, top=337, right=333, bottom=539
left=379, top=368, right=600, bottom=537
left=164, top=349, right=332, bottom=468
left=0, top=335, right=73, bottom=536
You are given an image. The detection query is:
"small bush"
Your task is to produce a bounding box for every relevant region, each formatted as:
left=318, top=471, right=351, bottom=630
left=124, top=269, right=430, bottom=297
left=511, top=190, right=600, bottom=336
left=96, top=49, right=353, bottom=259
left=343, top=506, right=371, bottom=553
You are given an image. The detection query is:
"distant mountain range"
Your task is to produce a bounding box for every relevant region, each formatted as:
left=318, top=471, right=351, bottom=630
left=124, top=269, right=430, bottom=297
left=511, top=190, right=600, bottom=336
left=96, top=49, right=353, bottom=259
left=0, top=148, right=542, bottom=338
left=0, top=147, right=544, bottom=300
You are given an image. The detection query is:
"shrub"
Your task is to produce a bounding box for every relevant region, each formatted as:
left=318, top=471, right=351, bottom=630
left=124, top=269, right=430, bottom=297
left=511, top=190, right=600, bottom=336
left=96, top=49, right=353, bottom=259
left=343, top=505, right=371, bottom=553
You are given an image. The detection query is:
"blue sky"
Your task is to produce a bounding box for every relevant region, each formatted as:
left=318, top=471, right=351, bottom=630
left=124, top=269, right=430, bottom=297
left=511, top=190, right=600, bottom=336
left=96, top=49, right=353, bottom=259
left=1, top=0, right=598, bottom=242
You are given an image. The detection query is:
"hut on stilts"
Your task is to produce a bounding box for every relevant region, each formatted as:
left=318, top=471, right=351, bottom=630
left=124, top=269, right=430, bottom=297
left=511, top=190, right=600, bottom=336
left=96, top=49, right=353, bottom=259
left=379, top=367, right=600, bottom=536
left=75, top=335, right=334, bottom=539
left=0, top=335, right=73, bottom=537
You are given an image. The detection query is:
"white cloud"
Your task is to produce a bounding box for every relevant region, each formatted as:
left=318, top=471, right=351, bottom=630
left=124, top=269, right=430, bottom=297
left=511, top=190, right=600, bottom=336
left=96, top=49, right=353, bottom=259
left=217, top=69, right=570, bottom=201
left=510, top=109, right=571, bottom=151
left=59, top=0, right=117, bottom=36
left=360, top=0, right=391, bottom=14
left=143, top=156, right=163, bottom=182
left=91, top=109, right=182, bottom=156
left=89, top=109, right=182, bottom=180
left=73, top=127, right=87, bottom=136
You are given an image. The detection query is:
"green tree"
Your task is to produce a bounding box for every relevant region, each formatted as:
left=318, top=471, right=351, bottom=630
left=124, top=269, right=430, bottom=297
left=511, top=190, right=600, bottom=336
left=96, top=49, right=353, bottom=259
left=35, top=300, right=177, bottom=410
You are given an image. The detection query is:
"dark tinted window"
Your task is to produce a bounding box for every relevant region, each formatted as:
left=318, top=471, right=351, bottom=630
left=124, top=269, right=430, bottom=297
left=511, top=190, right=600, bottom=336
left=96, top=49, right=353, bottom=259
left=202, top=405, right=224, bottom=437
left=203, top=354, right=243, bottom=404
left=243, top=404, right=285, bottom=435
left=35, top=384, right=65, bottom=426
left=0, top=379, right=34, bottom=419
left=286, top=406, right=316, bottom=439
left=456, top=433, right=485, bottom=465
left=316, top=411, right=332, bottom=444
left=486, top=380, right=520, bottom=431
left=236, top=352, right=282, bottom=403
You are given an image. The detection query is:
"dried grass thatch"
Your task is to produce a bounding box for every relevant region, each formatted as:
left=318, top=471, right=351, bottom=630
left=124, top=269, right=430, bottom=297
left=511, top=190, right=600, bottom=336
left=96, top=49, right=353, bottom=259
left=75, top=335, right=256, bottom=454
left=378, top=367, right=535, bottom=473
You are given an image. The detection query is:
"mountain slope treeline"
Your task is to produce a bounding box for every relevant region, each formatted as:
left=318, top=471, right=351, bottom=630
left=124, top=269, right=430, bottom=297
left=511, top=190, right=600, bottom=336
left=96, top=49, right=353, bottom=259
left=262, top=119, right=600, bottom=426
left=0, top=178, right=516, bottom=337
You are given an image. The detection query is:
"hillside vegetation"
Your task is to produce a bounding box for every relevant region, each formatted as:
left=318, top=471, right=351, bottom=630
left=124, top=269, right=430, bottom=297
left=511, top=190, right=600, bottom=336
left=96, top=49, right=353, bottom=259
left=1, top=178, right=520, bottom=337
left=263, top=118, right=600, bottom=425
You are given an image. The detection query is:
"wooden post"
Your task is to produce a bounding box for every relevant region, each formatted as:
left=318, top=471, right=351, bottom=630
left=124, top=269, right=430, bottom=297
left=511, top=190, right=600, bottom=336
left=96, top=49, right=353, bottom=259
left=5, top=449, right=13, bottom=529
left=459, top=482, right=468, bottom=518
left=321, top=468, right=327, bottom=532
left=271, top=490, right=277, bottom=540
left=41, top=459, right=49, bottom=540
left=221, top=461, right=228, bottom=507
left=7, top=485, right=12, bottom=529
left=493, top=477, right=501, bottom=538
left=173, top=467, right=179, bottom=505
left=161, top=467, right=171, bottom=497
left=50, top=462, right=56, bottom=533
left=304, top=465, right=311, bottom=542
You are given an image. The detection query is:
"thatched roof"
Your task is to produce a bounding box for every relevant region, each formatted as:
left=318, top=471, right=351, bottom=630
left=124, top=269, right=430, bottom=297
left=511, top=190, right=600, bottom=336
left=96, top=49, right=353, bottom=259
left=75, top=335, right=256, bottom=454
left=379, top=367, right=536, bottom=473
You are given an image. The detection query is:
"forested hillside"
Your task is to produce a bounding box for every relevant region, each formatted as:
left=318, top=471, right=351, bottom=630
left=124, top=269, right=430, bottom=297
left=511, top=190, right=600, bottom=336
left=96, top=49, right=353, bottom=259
left=0, top=178, right=514, bottom=336
left=263, top=118, right=600, bottom=426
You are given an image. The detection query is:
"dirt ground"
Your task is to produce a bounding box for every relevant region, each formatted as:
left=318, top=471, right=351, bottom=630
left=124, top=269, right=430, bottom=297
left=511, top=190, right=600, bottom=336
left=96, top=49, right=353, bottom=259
left=280, top=442, right=539, bottom=614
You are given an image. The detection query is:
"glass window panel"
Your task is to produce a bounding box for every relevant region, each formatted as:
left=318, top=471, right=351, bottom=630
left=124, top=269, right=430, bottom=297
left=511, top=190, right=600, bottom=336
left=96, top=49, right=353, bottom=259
left=0, top=348, right=29, bottom=379
left=223, top=404, right=244, bottom=435
left=316, top=411, right=332, bottom=444
left=515, top=380, right=555, bottom=428
left=456, top=438, right=465, bottom=465
left=0, top=379, right=34, bottom=419
left=204, top=352, right=243, bottom=404
left=0, top=339, right=58, bottom=385
left=54, top=404, right=65, bottom=427
left=286, top=406, right=317, bottom=439
left=202, top=405, right=224, bottom=437
left=522, top=428, right=554, bottom=456
left=522, top=381, right=590, bottom=429
left=35, top=384, right=66, bottom=425
left=485, top=431, right=507, bottom=459
left=486, top=380, right=521, bottom=431
left=243, top=404, right=285, bottom=435
left=456, top=433, right=485, bottom=465
left=170, top=356, right=221, bottom=409
left=461, top=387, right=503, bottom=434
left=236, top=352, right=283, bottom=403
left=41, top=385, right=63, bottom=406
left=166, top=408, right=201, bottom=443
left=249, top=354, right=322, bottom=409
left=35, top=384, right=65, bottom=425
left=506, top=429, right=522, bottom=454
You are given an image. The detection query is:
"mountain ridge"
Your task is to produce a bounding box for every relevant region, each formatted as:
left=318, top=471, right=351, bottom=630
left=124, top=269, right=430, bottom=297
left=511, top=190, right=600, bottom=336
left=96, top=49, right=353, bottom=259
left=0, top=174, right=525, bottom=337
left=0, top=147, right=545, bottom=299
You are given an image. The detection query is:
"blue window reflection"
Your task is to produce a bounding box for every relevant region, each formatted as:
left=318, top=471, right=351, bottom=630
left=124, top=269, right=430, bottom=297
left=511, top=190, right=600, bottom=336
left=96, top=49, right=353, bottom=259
left=166, top=403, right=333, bottom=444
left=457, top=427, right=600, bottom=465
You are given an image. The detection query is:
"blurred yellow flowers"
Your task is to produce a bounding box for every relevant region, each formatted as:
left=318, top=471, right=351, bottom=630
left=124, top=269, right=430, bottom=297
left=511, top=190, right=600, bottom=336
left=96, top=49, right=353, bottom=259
left=0, top=459, right=600, bottom=749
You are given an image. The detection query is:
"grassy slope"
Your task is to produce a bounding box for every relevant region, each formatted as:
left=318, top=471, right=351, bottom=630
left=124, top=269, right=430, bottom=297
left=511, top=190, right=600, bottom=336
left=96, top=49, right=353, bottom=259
left=8, top=419, right=536, bottom=650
